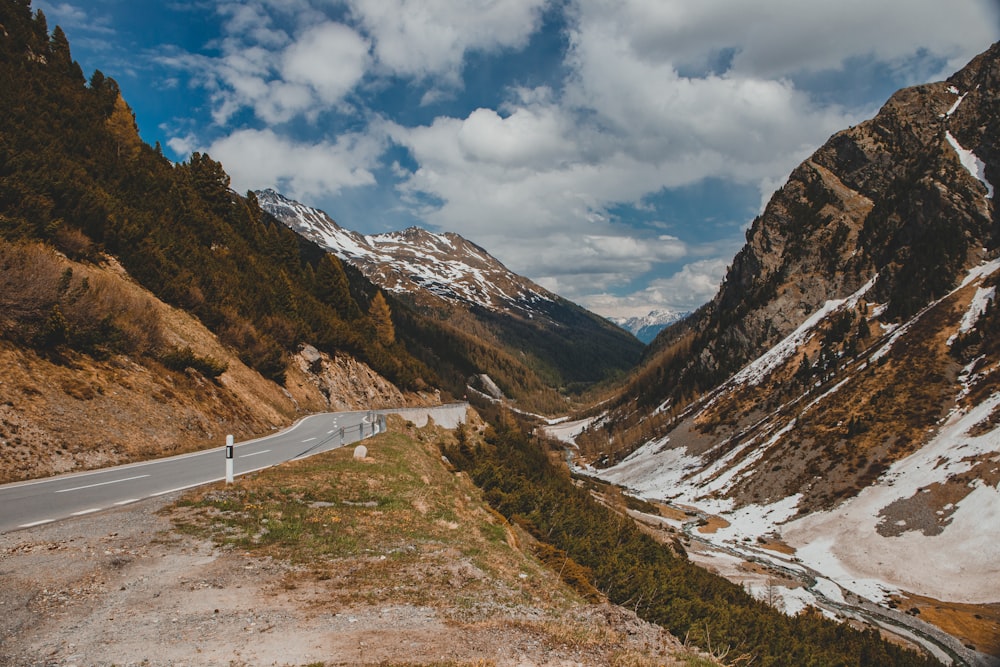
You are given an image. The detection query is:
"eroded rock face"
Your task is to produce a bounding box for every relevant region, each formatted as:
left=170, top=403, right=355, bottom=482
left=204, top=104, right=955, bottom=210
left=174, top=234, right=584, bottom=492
left=649, top=44, right=998, bottom=405
left=289, top=345, right=407, bottom=411
left=596, top=41, right=1000, bottom=517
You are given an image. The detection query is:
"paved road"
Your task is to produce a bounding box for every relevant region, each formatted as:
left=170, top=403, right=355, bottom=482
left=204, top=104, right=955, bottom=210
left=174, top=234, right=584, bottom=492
left=0, top=404, right=467, bottom=534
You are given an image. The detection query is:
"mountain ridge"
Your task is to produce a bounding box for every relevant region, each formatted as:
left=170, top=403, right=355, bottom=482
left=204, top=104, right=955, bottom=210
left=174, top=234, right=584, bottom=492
left=258, top=188, right=645, bottom=404
left=566, top=39, right=1000, bottom=661
left=257, top=188, right=556, bottom=315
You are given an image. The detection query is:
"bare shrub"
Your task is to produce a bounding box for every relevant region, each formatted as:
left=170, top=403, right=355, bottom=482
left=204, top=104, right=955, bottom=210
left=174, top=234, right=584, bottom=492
left=0, top=239, right=163, bottom=356
left=51, top=225, right=96, bottom=261
left=64, top=271, right=164, bottom=356
left=0, top=241, right=63, bottom=339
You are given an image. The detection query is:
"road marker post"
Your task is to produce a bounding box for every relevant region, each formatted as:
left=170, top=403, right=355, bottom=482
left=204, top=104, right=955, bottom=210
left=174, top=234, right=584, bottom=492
left=225, top=434, right=234, bottom=484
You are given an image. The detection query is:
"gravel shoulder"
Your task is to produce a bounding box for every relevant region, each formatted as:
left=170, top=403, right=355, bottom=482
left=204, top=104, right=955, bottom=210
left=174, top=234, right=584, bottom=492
left=0, top=489, right=704, bottom=666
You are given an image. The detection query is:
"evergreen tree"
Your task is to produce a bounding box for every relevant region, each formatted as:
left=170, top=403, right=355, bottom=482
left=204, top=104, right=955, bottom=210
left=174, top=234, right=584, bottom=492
left=315, top=254, right=360, bottom=320
left=369, top=291, right=395, bottom=345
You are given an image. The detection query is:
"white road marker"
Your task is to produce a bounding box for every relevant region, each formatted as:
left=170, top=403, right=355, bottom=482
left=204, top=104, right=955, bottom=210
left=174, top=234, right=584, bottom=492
left=19, top=519, right=54, bottom=528
left=56, top=474, right=151, bottom=493
left=239, top=449, right=271, bottom=458
left=302, top=437, right=317, bottom=442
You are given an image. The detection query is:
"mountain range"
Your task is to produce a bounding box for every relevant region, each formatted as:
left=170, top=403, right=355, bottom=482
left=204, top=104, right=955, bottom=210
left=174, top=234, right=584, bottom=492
left=258, top=188, right=556, bottom=315
left=561, top=39, right=1000, bottom=663
left=257, top=188, right=644, bottom=406
left=1, top=0, right=998, bottom=662
left=610, top=309, right=690, bottom=344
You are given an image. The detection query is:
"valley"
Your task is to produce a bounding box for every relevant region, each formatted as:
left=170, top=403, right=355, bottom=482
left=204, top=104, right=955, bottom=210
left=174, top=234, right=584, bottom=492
left=1, top=2, right=998, bottom=665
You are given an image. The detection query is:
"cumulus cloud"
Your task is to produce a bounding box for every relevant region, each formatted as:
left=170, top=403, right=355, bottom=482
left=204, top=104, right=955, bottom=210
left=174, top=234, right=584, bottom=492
left=578, top=257, right=731, bottom=318
left=346, top=0, right=548, bottom=81
left=206, top=128, right=387, bottom=201
left=575, top=0, right=998, bottom=80
left=157, top=5, right=369, bottom=125
left=150, top=0, right=999, bottom=317
left=281, top=22, right=371, bottom=105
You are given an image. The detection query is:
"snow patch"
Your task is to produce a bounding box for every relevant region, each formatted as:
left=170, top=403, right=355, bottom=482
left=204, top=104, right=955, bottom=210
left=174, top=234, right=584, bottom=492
left=946, top=131, right=994, bottom=199
left=812, top=577, right=846, bottom=605
left=543, top=416, right=597, bottom=445
left=727, top=276, right=876, bottom=387
left=945, top=88, right=966, bottom=116
left=783, top=391, right=1000, bottom=604
left=948, top=284, right=995, bottom=345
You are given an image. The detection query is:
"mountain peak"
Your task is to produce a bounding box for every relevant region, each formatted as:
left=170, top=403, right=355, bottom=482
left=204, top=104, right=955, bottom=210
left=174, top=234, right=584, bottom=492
left=257, top=190, right=555, bottom=314
left=611, top=309, right=689, bottom=344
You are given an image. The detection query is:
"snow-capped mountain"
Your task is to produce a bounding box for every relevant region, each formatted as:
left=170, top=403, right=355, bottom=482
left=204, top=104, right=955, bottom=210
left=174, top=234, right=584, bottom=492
left=257, top=189, right=554, bottom=315
left=257, top=188, right=645, bottom=398
left=559, top=40, right=1000, bottom=659
left=611, top=310, right=689, bottom=344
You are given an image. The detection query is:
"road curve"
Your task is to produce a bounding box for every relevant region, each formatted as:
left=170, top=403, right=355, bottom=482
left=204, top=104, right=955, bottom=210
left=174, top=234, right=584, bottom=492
left=0, top=403, right=468, bottom=534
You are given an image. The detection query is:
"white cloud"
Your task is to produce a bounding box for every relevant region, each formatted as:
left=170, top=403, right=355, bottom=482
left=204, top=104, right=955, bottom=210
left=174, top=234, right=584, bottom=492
left=346, top=0, right=548, bottom=81
left=34, top=1, right=115, bottom=35
left=154, top=0, right=999, bottom=317
left=578, top=257, right=731, bottom=318
left=281, top=22, right=371, bottom=105
left=574, top=0, right=999, bottom=81
left=206, top=128, right=386, bottom=201
left=158, top=6, right=369, bottom=125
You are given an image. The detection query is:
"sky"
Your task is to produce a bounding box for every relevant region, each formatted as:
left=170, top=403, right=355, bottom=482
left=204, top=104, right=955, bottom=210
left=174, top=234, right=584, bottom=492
left=36, top=0, right=1000, bottom=319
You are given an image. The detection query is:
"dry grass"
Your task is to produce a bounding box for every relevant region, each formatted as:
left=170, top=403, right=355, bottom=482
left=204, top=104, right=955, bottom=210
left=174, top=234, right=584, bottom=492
left=0, top=249, right=422, bottom=485
left=172, top=417, right=583, bottom=615
left=169, top=417, right=718, bottom=666
left=895, top=593, right=1000, bottom=657
left=755, top=537, right=796, bottom=555
left=696, top=516, right=731, bottom=535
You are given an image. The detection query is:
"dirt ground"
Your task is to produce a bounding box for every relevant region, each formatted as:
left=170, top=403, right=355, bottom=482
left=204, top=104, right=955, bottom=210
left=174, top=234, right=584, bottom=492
left=0, top=494, right=703, bottom=667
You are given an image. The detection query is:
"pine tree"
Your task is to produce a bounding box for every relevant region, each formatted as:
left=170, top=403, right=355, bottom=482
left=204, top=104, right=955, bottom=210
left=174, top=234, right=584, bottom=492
left=369, top=291, right=395, bottom=345
left=315, top=254, right=360, bottom=320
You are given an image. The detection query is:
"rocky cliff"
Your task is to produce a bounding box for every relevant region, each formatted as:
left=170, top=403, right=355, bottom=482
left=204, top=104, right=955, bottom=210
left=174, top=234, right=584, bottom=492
left=573, top=42, right=1000, bottom=645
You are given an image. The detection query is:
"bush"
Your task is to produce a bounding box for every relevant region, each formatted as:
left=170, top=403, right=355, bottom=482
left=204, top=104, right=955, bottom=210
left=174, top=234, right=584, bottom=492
left=159, top=346, right=228, bottom=379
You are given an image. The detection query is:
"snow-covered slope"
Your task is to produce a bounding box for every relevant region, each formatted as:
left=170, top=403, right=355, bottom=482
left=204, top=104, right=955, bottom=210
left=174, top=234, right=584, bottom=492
left=256, top=188, right=646, bottom=399
left=257, top=188, right=554, bottom=314
left=597, top=259, right=1000, bottom=606
left=552, top=42, right=1000, bottom=656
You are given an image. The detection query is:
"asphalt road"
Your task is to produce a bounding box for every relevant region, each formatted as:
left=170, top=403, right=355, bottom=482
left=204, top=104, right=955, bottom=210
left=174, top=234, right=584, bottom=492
left=0, top=404, right=466, bottom=534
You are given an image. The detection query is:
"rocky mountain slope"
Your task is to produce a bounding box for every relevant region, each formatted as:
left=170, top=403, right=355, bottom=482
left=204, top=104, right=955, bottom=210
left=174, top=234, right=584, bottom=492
left=259, top=188, right=556, bottom=315
left=0, top=246, right=423, bottom=484
left=259, top=188, right=645, bottom=403
left=0, top=2, right=445, bottom=482
left=567, top=40, right=1000, bottom=661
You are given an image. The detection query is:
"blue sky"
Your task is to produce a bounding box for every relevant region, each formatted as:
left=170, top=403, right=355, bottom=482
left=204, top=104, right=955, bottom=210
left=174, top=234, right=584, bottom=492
left=38, top=0, right=1000, bottom=318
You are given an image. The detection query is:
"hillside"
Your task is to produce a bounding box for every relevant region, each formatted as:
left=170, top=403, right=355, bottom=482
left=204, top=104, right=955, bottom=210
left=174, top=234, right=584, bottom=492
left=259, top=189, right=644, bottom=406
left=566, top=40, right=1000, bottom=663
left=0, top=241, right=425, bottom=484
left=0, top=1, right=450, bottom=397
left=0, top=0, right=464, bottom=482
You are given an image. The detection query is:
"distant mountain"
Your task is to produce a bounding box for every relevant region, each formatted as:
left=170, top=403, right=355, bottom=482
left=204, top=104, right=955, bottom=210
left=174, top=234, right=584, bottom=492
left=610, top=310, right=689, bottom=344
left=257, top=189, right=555, bottom=314
left=259, top=189, right=644, bottom=405
left=572, top=40, right=1000, bottom=654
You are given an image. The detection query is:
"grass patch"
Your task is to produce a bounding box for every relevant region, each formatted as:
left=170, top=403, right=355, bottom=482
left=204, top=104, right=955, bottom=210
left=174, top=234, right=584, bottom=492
left=169, top=416, right=722, bottom=666
left=170, top=416, right=567, bottom=612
